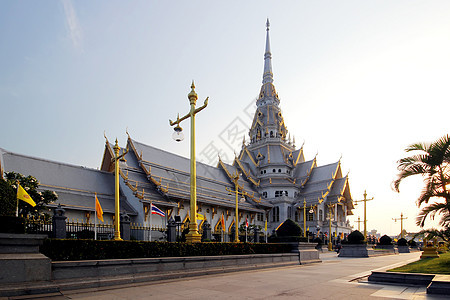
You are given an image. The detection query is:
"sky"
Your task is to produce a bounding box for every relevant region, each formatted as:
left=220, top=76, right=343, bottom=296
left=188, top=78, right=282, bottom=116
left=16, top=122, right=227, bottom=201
left=1, top=1, right=449, bottom=236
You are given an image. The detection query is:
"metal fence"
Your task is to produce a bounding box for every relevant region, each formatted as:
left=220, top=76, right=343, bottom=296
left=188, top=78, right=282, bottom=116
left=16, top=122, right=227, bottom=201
left=25, top=217, right=266, bottom=242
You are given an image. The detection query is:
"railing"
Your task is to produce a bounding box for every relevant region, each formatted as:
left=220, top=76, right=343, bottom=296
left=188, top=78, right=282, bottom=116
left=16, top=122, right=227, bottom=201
left=130, top=223, right=166, bottom=241
left=25, top=217, right=267, bottom=242
left=26, top=216, right=52, bottom=236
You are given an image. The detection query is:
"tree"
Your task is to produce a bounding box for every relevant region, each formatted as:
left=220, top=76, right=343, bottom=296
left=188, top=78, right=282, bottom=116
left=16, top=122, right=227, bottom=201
left=2, top=172, right=58, bottom=218
left=393, top=135, right=450, bottom=227
left=0, top=177, right=16, bottom=216
left=414, top=227, right=450, bottom=243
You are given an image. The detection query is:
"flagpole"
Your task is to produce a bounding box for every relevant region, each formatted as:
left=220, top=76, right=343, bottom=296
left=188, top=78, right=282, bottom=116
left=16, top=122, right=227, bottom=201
left=15, top=181, right=19, bottom=217
left=149, top=201, right=152, bottom=242
left=94, top=193, right=97, bottom=240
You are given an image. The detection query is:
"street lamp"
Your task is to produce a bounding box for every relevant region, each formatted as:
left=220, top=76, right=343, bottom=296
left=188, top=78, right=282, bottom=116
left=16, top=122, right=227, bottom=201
left=169, top=82, right=208, bottom=243
left=111, top=138, right=128, bottom=241
left=393, top=212, right=407, bottom=239
left=327, top=204, right=333, bottom=251
left=226, top=171, right=245, bottom=242
left=353, top=190, right=374, bottom=241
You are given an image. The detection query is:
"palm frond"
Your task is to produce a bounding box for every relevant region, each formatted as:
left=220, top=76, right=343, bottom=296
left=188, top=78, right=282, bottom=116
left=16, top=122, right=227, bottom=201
left=416, top=202, right=448, bottom=227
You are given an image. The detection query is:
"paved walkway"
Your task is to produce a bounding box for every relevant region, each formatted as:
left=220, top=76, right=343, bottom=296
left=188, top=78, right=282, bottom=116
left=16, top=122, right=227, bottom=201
left=12, top=252, right=450, bottom=299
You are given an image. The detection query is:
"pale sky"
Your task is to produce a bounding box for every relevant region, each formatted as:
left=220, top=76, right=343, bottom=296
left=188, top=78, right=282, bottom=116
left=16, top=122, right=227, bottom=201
left=1, top=1, right=449, bottom=236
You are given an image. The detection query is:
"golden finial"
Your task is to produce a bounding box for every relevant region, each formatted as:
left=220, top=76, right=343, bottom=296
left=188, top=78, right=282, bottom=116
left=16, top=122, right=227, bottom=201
left=188, top=80, right=198, bottom=104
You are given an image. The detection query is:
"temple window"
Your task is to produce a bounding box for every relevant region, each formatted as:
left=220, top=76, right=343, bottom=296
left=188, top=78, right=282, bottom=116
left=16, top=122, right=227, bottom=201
left=272, top=206, right=280, bottom=222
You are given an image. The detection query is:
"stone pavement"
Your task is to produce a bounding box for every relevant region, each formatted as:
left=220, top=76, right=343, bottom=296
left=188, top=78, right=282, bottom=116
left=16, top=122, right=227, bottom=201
left=7, top=252, right=450, bottom=299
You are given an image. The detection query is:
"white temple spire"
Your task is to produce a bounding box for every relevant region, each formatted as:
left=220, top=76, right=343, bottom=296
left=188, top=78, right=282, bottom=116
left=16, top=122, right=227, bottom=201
left=263, top=18, right=273, bottom=84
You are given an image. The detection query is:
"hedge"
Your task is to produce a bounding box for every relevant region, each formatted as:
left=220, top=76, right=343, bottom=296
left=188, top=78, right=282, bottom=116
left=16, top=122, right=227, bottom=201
left=40, top=239, right=293, bottom=261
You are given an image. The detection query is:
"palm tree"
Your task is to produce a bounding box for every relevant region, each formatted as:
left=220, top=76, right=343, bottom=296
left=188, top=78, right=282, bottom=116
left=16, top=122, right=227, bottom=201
left=393, top=135, right=450, bottom=227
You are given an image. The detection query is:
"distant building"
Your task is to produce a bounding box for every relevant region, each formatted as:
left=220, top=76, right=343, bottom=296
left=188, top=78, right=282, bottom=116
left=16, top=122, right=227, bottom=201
left=0, top=20, right=354, bottom=240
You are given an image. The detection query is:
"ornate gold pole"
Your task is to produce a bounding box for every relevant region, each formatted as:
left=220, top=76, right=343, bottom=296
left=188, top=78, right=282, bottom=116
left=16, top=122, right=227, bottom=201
left=303, top=199, right=306, bottom=238
left=353, top=190, right=374, bottom=241
left=111, top=138, right=128, bottom=241
left=328, top=204, right=333, bottom=251
left=234, top=181, right=239, bottom=242
left=226, top=171, right=242, bottom=243
left=393, top=212, right=407, bottom=239
left=169, top=82, right=208, bottom=243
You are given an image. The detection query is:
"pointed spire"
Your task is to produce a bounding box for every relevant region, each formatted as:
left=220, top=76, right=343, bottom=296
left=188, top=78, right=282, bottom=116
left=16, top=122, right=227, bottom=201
left=263, top=18, right=273, bottom=84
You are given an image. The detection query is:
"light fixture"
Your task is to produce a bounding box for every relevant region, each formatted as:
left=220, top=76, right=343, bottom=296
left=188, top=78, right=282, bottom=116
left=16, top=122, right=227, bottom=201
left=240, top=197, right=246, bottom=203
left=172, top=124, right=184, bottom=142
left=309, top=208, right=314, bottom=214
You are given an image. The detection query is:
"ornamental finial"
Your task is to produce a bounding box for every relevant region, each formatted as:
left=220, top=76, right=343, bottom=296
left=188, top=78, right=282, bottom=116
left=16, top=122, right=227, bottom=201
left=266, top=18, right=270, bottom=31
left=188, top=80, right=198, bottom=103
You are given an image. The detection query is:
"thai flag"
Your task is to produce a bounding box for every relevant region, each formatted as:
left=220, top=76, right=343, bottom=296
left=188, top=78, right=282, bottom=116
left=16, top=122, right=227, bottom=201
left=151, top=204, right=165, bottom=217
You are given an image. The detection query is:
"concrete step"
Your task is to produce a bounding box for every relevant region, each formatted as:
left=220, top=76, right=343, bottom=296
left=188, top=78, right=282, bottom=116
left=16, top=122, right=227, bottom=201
left=427, top=274, right=450, bottom=295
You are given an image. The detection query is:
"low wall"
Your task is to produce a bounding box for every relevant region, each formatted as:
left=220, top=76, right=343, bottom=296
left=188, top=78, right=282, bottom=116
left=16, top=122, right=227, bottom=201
left=338, top=244, right=369, bottom=257
left=0, top=233, right=51, bottom=284
left=368, top=271, right=434, bottom=286
left=52, top=253, right=300, bottom=280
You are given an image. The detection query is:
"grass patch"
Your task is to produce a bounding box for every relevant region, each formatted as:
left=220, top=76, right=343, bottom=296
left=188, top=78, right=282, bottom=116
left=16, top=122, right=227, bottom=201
left=388, top=252, right=450, bottom=275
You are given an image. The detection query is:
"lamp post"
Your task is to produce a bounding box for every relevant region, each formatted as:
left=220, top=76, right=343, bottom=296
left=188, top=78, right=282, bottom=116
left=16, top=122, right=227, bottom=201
left=169, top=82, right=208, bottom=243
left=393, top=212, right=407, bottom=239
left=353, top=190, right=374, bottom=241
left=303, top=199, right=307, bottom=237
left=225, top=171, right=245, bottom=243
left=355, top=216, right=363, bottom=232
left=327, top=204, right=333, bottom=251
left=112, top=138, right=128, bottom=241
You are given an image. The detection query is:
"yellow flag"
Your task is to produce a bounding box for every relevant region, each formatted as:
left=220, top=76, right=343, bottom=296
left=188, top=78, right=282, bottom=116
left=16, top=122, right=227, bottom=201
left=196, top=213, right=205, bottom=220
left=17, top=183, right=36, bottom=207
left=264, top=219, right=267, bottom=232
left=95, top=194, right=104, bottom=222
left=221, top=213, right=225, bottom=231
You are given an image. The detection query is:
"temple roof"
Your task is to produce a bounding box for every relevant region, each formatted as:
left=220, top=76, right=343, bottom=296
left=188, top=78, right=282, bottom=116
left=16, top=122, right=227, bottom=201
left=0, top=148, right=137, bottom=215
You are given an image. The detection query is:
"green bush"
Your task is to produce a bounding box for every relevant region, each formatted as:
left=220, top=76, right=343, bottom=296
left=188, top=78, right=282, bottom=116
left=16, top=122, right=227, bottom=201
left=343, top=230, right=365, bottom=244
left=276, top=219, right=302, bottom=237
left=0, top=216, right=26, bottom=233
left=408, top=239, right=417, bottom=247
left=379, top=235, right=392, bottom=245
left=39, top=239, right=293, bottom=261
left=0, top=178, right=16, bottom=216
left=397, top=238, right=408, bottom=246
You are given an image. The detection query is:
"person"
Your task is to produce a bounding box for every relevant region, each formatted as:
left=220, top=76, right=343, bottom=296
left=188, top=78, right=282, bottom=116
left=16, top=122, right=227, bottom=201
left=335, top=243, right=342, bottom=253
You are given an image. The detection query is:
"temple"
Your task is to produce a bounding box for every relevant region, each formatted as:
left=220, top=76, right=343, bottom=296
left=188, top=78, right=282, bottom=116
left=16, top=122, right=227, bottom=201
left=0, top=20, right=354, bottom=240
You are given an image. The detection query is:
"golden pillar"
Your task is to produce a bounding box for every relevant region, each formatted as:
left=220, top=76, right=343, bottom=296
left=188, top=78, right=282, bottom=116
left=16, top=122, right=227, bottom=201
left=354, top=190, right=374, bottom=241
left=303, top=199, right=307, bottom=238
left=170, top=82, right=208, bottom=243
left=328, top=204, right=333, bottom=251
left=393, top=212, right=407, bottom=239
left=225, top=171, right=244, bottom=243
left=111, top=138, right=128, bottom=241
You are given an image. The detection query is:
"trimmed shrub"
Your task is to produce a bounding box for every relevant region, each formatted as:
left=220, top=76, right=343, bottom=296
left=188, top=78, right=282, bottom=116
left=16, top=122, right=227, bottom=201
left=343, top=230, right=365, bottom=244
left=379, top=235, right=392, bottom=245
left=0, top=178, right=16, bottom=216
left=397, top=238, right=408, bottom=246
left=40, top=239, right=293, bottom=261
left=0, top=216, right=26, bottom=233
left=408, top=239, right=417, bottom=247
left=276, top=219, right=302, bottom=237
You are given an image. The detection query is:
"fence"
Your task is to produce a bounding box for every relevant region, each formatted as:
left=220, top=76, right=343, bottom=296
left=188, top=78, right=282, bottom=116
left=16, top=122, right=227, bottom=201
left=25, top=216, right=267, bottom=243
